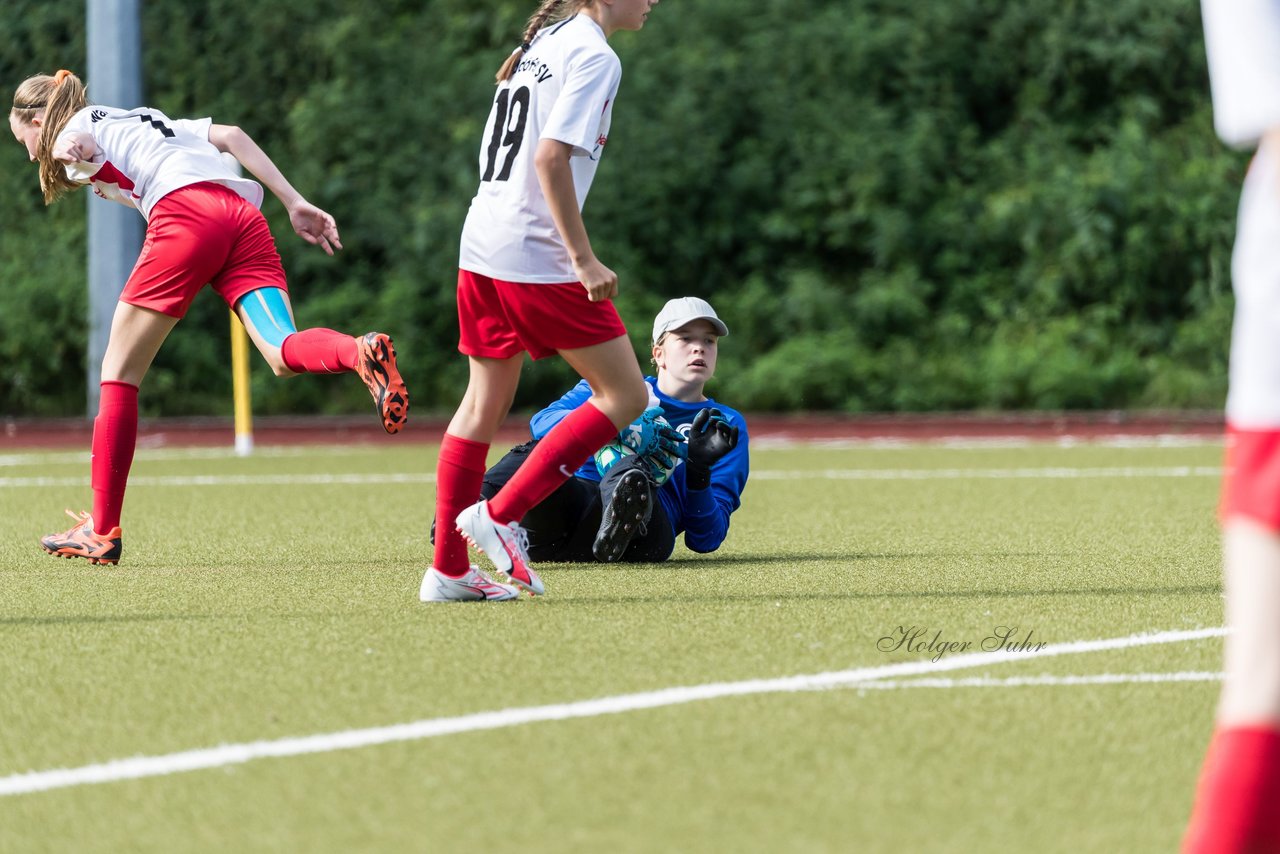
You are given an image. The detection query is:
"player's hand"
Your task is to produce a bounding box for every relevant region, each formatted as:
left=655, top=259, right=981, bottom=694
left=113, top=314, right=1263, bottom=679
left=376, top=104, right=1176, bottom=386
left=51, top=132, right=95, bottom=163
left=620, top=407, right=685, bottom=457
left=639, top=440, right=687, bottom=482
left=288, top=199, right=343, bottom=256
left=574, top=256, right=618, bottom=302
left=687, top=408, right=738, bottom=469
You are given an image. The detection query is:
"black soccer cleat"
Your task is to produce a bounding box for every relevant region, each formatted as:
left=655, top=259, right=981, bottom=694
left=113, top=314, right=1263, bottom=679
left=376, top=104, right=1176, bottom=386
left=593, top=466, right=654, bottom=562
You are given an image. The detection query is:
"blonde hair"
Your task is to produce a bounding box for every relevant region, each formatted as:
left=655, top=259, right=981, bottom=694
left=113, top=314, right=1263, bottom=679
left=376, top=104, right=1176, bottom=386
left=11, top=69, right=89, bottom=204
left=495, top=0, right=591, bottom=83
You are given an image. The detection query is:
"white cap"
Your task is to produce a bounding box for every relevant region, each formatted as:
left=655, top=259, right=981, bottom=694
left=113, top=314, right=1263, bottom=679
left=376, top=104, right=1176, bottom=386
left=651, top=297, right=729, bottom=345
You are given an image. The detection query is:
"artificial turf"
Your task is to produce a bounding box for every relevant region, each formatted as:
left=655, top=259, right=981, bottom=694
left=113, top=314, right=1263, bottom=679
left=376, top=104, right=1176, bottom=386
left=0, top=440, right=1225, bottom=852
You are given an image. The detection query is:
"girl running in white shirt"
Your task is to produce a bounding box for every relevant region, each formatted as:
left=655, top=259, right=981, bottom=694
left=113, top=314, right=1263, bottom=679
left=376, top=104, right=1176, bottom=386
left=10, top=69, right=408, bottom=566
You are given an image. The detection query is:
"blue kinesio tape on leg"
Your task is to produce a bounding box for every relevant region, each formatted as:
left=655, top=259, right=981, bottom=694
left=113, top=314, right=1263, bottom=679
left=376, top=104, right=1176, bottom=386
left=238, top=288, right=297, bottom=348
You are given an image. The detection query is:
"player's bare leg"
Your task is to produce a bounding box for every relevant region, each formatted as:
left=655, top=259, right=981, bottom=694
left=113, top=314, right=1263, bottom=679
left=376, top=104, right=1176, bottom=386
left=236, top=288, right=408, bottom=433
left=1184, top=522, right=1280, bottom=851
left=100, top=302, right=180, bottom=386
left=41, top=303, right=177, bottom=565
left=1219, top=520, right=1280, bottom=725
left=446, top=354, right=524, bottom=444
left=425, top=355, right=529, bottom=599
left=558, top=335, right=649, bottom=429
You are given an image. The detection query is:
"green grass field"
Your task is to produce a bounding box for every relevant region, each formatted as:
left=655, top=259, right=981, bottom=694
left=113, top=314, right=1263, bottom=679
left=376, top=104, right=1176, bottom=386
left=0, top=438, right=1226, bottom=852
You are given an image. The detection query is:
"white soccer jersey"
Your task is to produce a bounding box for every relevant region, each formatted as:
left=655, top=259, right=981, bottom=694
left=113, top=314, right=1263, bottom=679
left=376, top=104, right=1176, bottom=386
left=1224, top=146, right=1280, bottom=426
left=1202, top=0, right=1280, bottom=148
left=57, top=106, right=263, bottom=220
left=459, top=13, right=622, bottom=283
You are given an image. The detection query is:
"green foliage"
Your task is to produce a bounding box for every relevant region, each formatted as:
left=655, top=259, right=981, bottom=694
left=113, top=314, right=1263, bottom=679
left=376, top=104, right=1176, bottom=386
left=0, top=3, right=88, bottom=415
left=0, top=0, right=1246, bottom=415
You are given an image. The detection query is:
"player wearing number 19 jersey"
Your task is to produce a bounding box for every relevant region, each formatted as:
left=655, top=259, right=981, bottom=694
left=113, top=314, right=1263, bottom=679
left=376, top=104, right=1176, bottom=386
left=1183, top=2, right=1280, bottom=851
left=459, top=13, right=621, bottom=284
left=424, top=0, right=661, bottom=602
left=10, top=69, right=408, bottom=566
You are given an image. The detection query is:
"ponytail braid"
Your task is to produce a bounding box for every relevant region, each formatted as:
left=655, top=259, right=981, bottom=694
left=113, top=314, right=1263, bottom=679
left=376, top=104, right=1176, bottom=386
left=495, top=0, right=590, bottom=83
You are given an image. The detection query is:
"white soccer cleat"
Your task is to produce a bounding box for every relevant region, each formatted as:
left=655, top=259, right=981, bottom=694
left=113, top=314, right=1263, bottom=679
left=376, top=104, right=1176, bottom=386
left=419, top=565, right=520, bottom=602
left=455, top=501, right=545, bottom=596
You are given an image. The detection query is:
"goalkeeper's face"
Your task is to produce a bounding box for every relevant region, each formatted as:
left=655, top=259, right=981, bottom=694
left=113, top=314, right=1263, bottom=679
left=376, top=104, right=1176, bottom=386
left=653, top=320, right=719, bottom=388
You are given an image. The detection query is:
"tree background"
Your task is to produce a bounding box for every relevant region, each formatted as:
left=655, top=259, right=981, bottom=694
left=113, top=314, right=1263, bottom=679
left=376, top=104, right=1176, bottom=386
left=0, top=0, right=1245, bottom=418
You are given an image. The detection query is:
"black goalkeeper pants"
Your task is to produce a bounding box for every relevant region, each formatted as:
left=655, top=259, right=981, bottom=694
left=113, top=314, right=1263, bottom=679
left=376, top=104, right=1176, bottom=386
left=479, top=440, right=675, bottom=563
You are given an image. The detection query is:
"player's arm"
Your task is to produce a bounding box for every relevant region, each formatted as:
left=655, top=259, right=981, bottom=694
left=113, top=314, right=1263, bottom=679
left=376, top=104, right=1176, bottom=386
left=682, top=414, right=749, bottom=553
left=1268, top=129, right=1280, bottom=194
left=51, top=131, right=98, bottom=164
left=683, top=465, right=749, bottom=553
left=207, top=123, right=341, bottom=255
left=529, top=380, right=593, bottom=439
left=534, top=138, right=616, bottom=301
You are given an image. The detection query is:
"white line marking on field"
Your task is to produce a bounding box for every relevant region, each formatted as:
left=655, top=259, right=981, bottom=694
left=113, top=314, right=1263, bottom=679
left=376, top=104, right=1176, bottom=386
left=845, top=671, right=1223, bottom=691
left=752, top=435, right=1220, bottom=450
left=0, top=446, right=355, bottom=468
left=0, top=626, right=1226, bottom=797
left=0, top=473, right=437, bottom=488
left=0, top=435, right=1218, bottom=466
left=0, top=466, right=1222, bottom=489
left=751, top=466, right=1222, bottom=481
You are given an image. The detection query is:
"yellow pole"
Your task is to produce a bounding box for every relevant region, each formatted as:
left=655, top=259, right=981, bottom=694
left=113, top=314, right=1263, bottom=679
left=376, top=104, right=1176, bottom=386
left=230, top=311, right=253, bottom=456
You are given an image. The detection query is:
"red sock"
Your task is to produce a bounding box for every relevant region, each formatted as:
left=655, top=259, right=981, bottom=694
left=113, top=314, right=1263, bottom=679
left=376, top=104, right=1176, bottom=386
left=280, top=329, right=359, bottom=374
left=487, top=401, right=617, bottom=525
left=1184, top=725, right=1280, bottom=853
left=433, top=433, right=490, bottom=577
left=90, top=381, right=139, bottom=533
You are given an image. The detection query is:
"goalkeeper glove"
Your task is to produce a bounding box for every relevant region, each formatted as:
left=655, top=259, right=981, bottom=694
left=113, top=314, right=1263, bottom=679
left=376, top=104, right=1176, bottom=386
left=685, top=408, right=738, bottom=490
left=619, top=406, right=685, bottom=458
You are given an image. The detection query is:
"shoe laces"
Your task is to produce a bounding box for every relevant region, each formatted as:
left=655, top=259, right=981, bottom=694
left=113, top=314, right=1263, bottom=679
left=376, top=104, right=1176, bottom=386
left=505, top=522, right=531, bottom=561
left=62, top=509, right=92, bottom=532
left=633, top=459, right=660, bottom=486
left=466, top=564, right=500, bottom=584
left=470, top=566, right=518, bottom=594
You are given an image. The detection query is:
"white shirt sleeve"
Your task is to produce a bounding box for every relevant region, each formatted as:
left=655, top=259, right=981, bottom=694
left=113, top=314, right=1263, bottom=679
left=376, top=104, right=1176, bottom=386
left=171, top=116, right=213, bottom=141
left=540, top=47, right=621, bottom=155
left=1202, top=0, right=1280, bottom=148
left=58, top=108, right=93, bottom=139
left=57, top=108, right=100, bottom=183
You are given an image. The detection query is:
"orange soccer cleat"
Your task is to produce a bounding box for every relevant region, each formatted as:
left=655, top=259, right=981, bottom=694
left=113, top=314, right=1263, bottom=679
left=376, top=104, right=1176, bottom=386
left=40, top=510, right=122, bottom=565
left=356, top=332, right=409, bottom=434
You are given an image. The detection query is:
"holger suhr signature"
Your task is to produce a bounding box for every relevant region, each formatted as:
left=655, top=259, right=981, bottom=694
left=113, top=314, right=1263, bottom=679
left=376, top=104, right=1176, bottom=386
left=877, top=625, right=1048, bottom=663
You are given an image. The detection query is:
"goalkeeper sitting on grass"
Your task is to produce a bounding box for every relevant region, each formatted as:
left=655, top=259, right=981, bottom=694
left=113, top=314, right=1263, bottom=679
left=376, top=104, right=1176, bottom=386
left=436, top=298, right=749, bottom=564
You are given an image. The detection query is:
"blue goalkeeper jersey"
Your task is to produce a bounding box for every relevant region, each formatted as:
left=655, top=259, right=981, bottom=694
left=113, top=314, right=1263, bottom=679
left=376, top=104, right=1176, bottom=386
left=528, top=377, right=750, bottom=553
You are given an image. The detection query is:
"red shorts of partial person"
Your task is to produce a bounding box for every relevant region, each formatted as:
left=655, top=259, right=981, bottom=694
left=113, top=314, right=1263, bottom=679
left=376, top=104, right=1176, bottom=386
left=122, top=182, right=288, bottom=318
left=1221, top=425, right=1280, bottom=530
left=456, top=269, right=627, bottom=360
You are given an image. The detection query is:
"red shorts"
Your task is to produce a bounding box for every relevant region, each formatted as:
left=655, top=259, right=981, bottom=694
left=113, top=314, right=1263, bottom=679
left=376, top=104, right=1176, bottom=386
left=123, top=182, right=287, bottom=318
left=1221, top=425, right=1280, bottom=529
left=456, top=270, right=627, bottom=360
